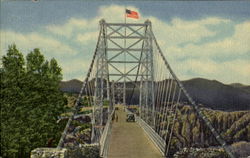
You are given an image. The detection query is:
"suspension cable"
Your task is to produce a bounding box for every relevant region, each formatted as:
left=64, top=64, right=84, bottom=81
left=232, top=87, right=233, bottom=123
left=57, top=27, right=102, bottom=148
left=159, top=77, right=174, bottom=136
left=151, top=30, right=235, bottom=158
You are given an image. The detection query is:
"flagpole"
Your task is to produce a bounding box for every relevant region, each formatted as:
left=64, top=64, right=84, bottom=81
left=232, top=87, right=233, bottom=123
left=124, top=8, right=127, bottom=24
left=124, top=7, right=127, bottom=106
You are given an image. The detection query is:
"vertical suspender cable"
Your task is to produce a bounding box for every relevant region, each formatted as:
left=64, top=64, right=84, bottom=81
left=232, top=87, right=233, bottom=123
left=151, top=31, right=235, bottom=158
left=164, top=89, right=182, bottom=156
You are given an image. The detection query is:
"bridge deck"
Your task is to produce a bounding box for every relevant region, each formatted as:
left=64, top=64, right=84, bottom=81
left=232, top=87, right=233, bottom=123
left=107, top=106, right=162, bottom=158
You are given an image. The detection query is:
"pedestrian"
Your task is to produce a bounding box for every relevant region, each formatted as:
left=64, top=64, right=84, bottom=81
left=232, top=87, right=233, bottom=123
left=116, top=114, right=118, bottom=122
left=112, top=112, right=115, bottom=122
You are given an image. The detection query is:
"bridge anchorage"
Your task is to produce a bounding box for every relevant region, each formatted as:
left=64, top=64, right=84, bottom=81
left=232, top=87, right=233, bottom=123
left=55, top=19, right=235, bottom=158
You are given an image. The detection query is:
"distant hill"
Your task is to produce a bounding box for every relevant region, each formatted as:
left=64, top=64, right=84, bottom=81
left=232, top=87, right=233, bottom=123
left=60, top=79, right=82, bottom=93
left=230, top=83, right=250, bottom=93
left=243, top=86, right=250, bottom=93
left=230, top=83, right=246, bottom=88
left=60, top=78, right=250, bottom=111
left=181, top=78, right=250, bottom=111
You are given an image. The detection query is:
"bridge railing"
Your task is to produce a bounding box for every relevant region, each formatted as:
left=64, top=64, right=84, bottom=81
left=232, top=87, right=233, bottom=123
left=136, top=116, right=165, bottom=156
left=99, top=109, right=115, bottom=157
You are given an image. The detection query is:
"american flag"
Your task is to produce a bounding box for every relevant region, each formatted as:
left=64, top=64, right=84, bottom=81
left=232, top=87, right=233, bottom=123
left=126, top=9, right=139, bottom=19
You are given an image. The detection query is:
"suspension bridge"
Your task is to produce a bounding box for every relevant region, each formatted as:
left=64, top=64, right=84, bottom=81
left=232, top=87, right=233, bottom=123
left=54, top=19, right=235, bottom=158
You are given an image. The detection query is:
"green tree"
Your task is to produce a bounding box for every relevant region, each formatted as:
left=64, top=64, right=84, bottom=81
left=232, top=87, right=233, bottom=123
left=1, top=45, right=67, bottom=157
left=1, top=44, right=26, bottom=157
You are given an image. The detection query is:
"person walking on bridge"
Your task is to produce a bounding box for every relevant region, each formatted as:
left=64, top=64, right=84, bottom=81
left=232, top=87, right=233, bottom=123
left=115, top=113, right=118, bottom=122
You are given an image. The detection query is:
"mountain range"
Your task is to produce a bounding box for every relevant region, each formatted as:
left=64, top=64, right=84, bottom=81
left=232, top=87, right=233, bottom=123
left=60, top=78, right=250, bottom=111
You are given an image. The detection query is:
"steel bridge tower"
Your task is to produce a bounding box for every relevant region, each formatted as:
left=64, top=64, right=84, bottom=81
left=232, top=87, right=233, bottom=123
left=98, top=19, right=155, bottom=110
left=91, top=19, right=156, bottom=141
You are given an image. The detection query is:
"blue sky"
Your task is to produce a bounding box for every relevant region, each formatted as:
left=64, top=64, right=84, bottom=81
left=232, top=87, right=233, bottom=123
left=1, top=1, right=250, bottom=84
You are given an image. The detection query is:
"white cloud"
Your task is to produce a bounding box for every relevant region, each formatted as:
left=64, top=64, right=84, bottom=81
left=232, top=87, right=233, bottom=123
left=46, top=18, right=88, bottom=38
left=171, top=57, right=250, bottom=84
left=168, top=21, right=250, bottom=59
left=45, top=5, right=231, bottom=54
left=199, top=17, right=230, bottom=25
left=98, top=5, right=140, bottom=22
left=149, top=16, right=230, bottom=47
left=150, top=17, right=249, bottom=84
left=223, top=60, right=250, bottom=78
left=45, top=5, right=141, bottom=40
left=61, top=58, right=90, bottom=80
left=183, top=59, right=217, bottom=74
left=1, top=31, right=77, bottom=57
left=76, top=31, right=99, bottom=44
left=1, top=4, right=249, bottom=84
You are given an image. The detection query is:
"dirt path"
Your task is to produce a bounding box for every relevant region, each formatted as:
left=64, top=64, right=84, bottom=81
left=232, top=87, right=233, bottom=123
left=107, top=106, right=163, bottom=158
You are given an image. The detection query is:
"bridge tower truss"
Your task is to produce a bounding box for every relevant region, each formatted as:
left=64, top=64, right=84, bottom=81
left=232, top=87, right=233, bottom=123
left=91, top=19, right=156, bottom=142
left=97, top=20, right=154, bottom=108
left=138, top=20, right=155, bottom=127
left=91, top=20, right=110, bottom=143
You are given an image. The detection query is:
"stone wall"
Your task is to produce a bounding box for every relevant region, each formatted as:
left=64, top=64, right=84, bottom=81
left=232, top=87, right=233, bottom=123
left=31, top=144, right=100, bottom=158
left=31, top=148, right=68, bottom=158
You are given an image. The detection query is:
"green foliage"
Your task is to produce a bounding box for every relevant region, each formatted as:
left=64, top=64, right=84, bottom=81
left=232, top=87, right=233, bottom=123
left=81, top=96, right=94, bottom=107
left=65, top=95, right=93, bottom=107
left=78, top=110, right=92, bottom=115
left=173, top=147, right=229, bottom=158
left=82, top=145, right=100, bottom=158
left=103, top=100, right=110, bottom=107
left=67, top=145, right=100, bottom=158
left=1, top=44, right=67, bottom=157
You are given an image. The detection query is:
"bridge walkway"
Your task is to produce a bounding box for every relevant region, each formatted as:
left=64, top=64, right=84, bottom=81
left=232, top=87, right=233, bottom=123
left=107, top=106, right=163, bottom=158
